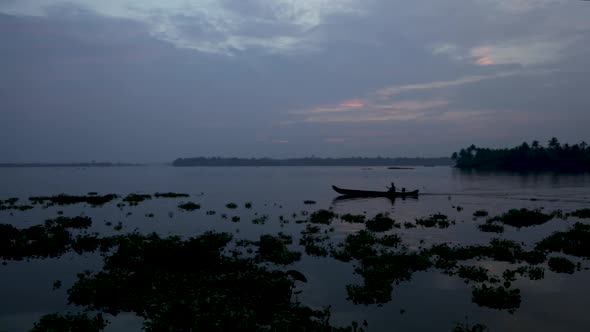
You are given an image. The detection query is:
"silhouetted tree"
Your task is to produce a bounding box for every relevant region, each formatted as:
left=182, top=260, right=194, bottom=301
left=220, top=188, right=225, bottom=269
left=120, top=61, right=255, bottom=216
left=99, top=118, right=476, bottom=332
left=452, top=139, right=590, bottom=172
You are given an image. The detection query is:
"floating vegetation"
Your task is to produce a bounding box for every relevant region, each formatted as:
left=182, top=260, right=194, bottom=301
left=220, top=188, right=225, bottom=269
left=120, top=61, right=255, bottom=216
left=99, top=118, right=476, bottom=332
left=226, top=202, right=238, bottom=209
left=341, top=213, right=366, bottom=223
left=309, top=209, right=337, bottom=224
left=178, top=202, right=201, bottom=211
left=471, top=285, right=521, bottom=313
left=0, top=218, right=95, bottom=261
left=252, top=215, right=268, bottom=225
left=59, top=231, right=357, bottom=331
left=304, top=200, right=317, bottom=205
left=46, top=216, right=92, bottom=229
left=53, top=280, right=62, bottom=290
left=6, top=193, right=590, bottom=329
left=346, top=251, right=432, bottom=305
left=31, top=313, right=107, bottom=332
left=452, top=320, right=489, bottom=332
left=527, top=266, right=545, bottom=280
left=416, top=213, right=451, bottom=228
left=300, top=224, right=331, bottom=257
left=570, top=208, right=590, bottom=219
left=478, top=223, right=504, bottom=233
left=154, top=192, right=189, bottom=198
left=29, top=194, right=118, bottom=206
left=473, top=210, right=489, bottom=217
left=488, top=208, right=553, bottom=228
left=1, top=197, right=19, bottom=205
left=254, top=234, right=301, bottom=265
left=366, top=213, right=396, bottom=232
left=547, top=257, right=576, bottom=274
left=536, top=223, right=590, bottom=258
left=123, top=194, right=152, bottom=205
left=457, top=266, right=490, bottom=283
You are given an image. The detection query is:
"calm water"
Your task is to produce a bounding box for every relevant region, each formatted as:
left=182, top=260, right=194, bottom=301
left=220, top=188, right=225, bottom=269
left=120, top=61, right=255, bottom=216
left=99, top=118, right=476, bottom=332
left=1, top=166, right=590, bottom=331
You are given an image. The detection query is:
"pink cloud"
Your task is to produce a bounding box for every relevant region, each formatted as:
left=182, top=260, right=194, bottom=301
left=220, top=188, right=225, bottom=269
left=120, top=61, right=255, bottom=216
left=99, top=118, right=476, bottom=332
left=339, top=99, right=365, bottom=107
left=324, top=138, right=348, bottom=143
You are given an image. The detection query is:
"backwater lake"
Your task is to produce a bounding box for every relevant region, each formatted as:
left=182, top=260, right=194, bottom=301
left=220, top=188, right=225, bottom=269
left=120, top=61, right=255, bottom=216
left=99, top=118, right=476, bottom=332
left=1, top=166, right=590, bottom=331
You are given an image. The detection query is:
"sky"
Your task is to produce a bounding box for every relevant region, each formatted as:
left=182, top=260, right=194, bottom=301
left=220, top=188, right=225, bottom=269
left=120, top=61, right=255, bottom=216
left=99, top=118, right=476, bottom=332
left=1, top=0, right=589, bottom=162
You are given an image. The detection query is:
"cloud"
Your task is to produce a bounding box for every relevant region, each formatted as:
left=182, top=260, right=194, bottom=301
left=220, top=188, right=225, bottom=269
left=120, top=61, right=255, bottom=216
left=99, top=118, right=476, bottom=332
left=0, top=0, right=364, bottom=54
left=480, top=0, right=566, bottom=13
left=470, top=38, right=574, bottom=66
left=324, top=137, right=348, bottom=142
left=376, top=73, right=515, bottom=98
left=339, top=99, right=365, bottom=107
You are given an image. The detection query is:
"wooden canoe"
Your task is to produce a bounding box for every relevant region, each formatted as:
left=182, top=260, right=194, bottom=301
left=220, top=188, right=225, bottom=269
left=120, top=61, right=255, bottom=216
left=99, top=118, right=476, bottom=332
left=331, top=185, right=419, bottom=198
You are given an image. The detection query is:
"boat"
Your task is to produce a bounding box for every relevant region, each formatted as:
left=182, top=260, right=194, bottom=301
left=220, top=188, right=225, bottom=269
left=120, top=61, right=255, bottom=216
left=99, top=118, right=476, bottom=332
left=331, top=185, right=419, bottom=198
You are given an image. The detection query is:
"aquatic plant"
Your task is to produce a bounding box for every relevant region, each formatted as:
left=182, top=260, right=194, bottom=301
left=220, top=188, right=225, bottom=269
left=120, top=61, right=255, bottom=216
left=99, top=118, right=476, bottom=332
left=255, top=234, right=301, bottom=265
left=471, top=285, right=521, bottom=313
left=473, top=210, right=489, bottom=217
left=570, top=208, right=590, bottom=219
left=478, top=223, right=504, bottom=233
left=403, top=222, right=416, bottom=229
left=304, top=200, right=317, bottom=205
left=457, top=266, right=490, bottom=283
left=341, top=213, right=366, bottom=223
left=60, top=231, right=355, bottom=331
left=45, top=216, right=92, bottom=229
left=206, top=210, right=216, bottom=215
left=309, top=209, right=337, bottom=224
left=547, top=257, right=576, bottom=274
left=244, top=202, right=252, bottom=209
left=300, top=224, right=331, bottom=257
left=366, top=214, right=396, bottom=232
left=31, top=313, right=107, bottom=332
left=178, top=202, right=201, bottom=211
left=226, top=202, right=238, bottom=209
left=29, top=194, right=118, bottom=206
left=231, top=216, right=240, bottom=222
left=123, top=194, right=152, bottom=205
left=154, top=192, right=189, bottom=198
left=488, top=208, right=553, bottom=228
left=416, top=213, right=452, bottom=228
left=252, top=215, right=268, bottom=224
left=536, top=223, right=590, bottom=258
left=452, top=320, right=489, bottom=332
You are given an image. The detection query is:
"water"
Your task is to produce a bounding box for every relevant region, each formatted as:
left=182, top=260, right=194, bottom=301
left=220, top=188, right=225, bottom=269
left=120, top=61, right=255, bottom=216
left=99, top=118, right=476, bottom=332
left=1, top=166, right=589, bottom=331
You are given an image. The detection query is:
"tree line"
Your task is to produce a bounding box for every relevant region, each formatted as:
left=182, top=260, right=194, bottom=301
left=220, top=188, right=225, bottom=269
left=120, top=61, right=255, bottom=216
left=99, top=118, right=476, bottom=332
left=452, top=138, right=590, bottom=172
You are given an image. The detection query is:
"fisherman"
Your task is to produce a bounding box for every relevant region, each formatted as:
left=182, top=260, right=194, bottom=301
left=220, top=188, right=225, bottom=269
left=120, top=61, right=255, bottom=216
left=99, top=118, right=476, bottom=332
left=387, top=182, right=396, bottom=192
left=402, top=188, right=406, bottom=194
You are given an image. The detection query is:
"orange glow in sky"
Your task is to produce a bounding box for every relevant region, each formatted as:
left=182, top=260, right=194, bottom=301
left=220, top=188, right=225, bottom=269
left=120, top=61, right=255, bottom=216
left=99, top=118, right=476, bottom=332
left=340, top=99, right=365, bottom=107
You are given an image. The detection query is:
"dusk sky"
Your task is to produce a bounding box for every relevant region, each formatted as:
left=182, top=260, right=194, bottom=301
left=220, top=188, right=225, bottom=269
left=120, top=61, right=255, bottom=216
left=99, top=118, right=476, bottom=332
left=1, top=0, right=589, bottom=162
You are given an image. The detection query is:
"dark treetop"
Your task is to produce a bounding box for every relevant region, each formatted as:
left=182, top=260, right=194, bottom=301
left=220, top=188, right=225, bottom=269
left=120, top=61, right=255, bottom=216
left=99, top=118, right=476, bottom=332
left=451, top=138, right=590, bottom=172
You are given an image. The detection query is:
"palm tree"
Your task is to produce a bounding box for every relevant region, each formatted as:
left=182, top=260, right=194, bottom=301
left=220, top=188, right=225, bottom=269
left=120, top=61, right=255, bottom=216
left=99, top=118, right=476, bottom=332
left=548, top=137, right=560, bottom=149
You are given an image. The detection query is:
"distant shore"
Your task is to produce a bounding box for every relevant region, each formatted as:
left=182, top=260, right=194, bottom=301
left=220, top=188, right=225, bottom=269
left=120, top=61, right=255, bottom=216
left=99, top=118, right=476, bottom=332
left=0, top=162, right=143, bottom=168
left=172, top=157, right=453, bottom=167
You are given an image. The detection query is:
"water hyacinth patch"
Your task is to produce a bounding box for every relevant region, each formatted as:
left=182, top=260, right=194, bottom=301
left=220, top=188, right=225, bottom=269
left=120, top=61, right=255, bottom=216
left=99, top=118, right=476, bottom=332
left=178, top=202, right=201, bottom=211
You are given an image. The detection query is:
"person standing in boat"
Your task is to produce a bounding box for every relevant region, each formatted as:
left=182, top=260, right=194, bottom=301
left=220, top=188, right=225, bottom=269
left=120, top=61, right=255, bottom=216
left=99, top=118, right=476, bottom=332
left=387, top=182, right=396, bottom=193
